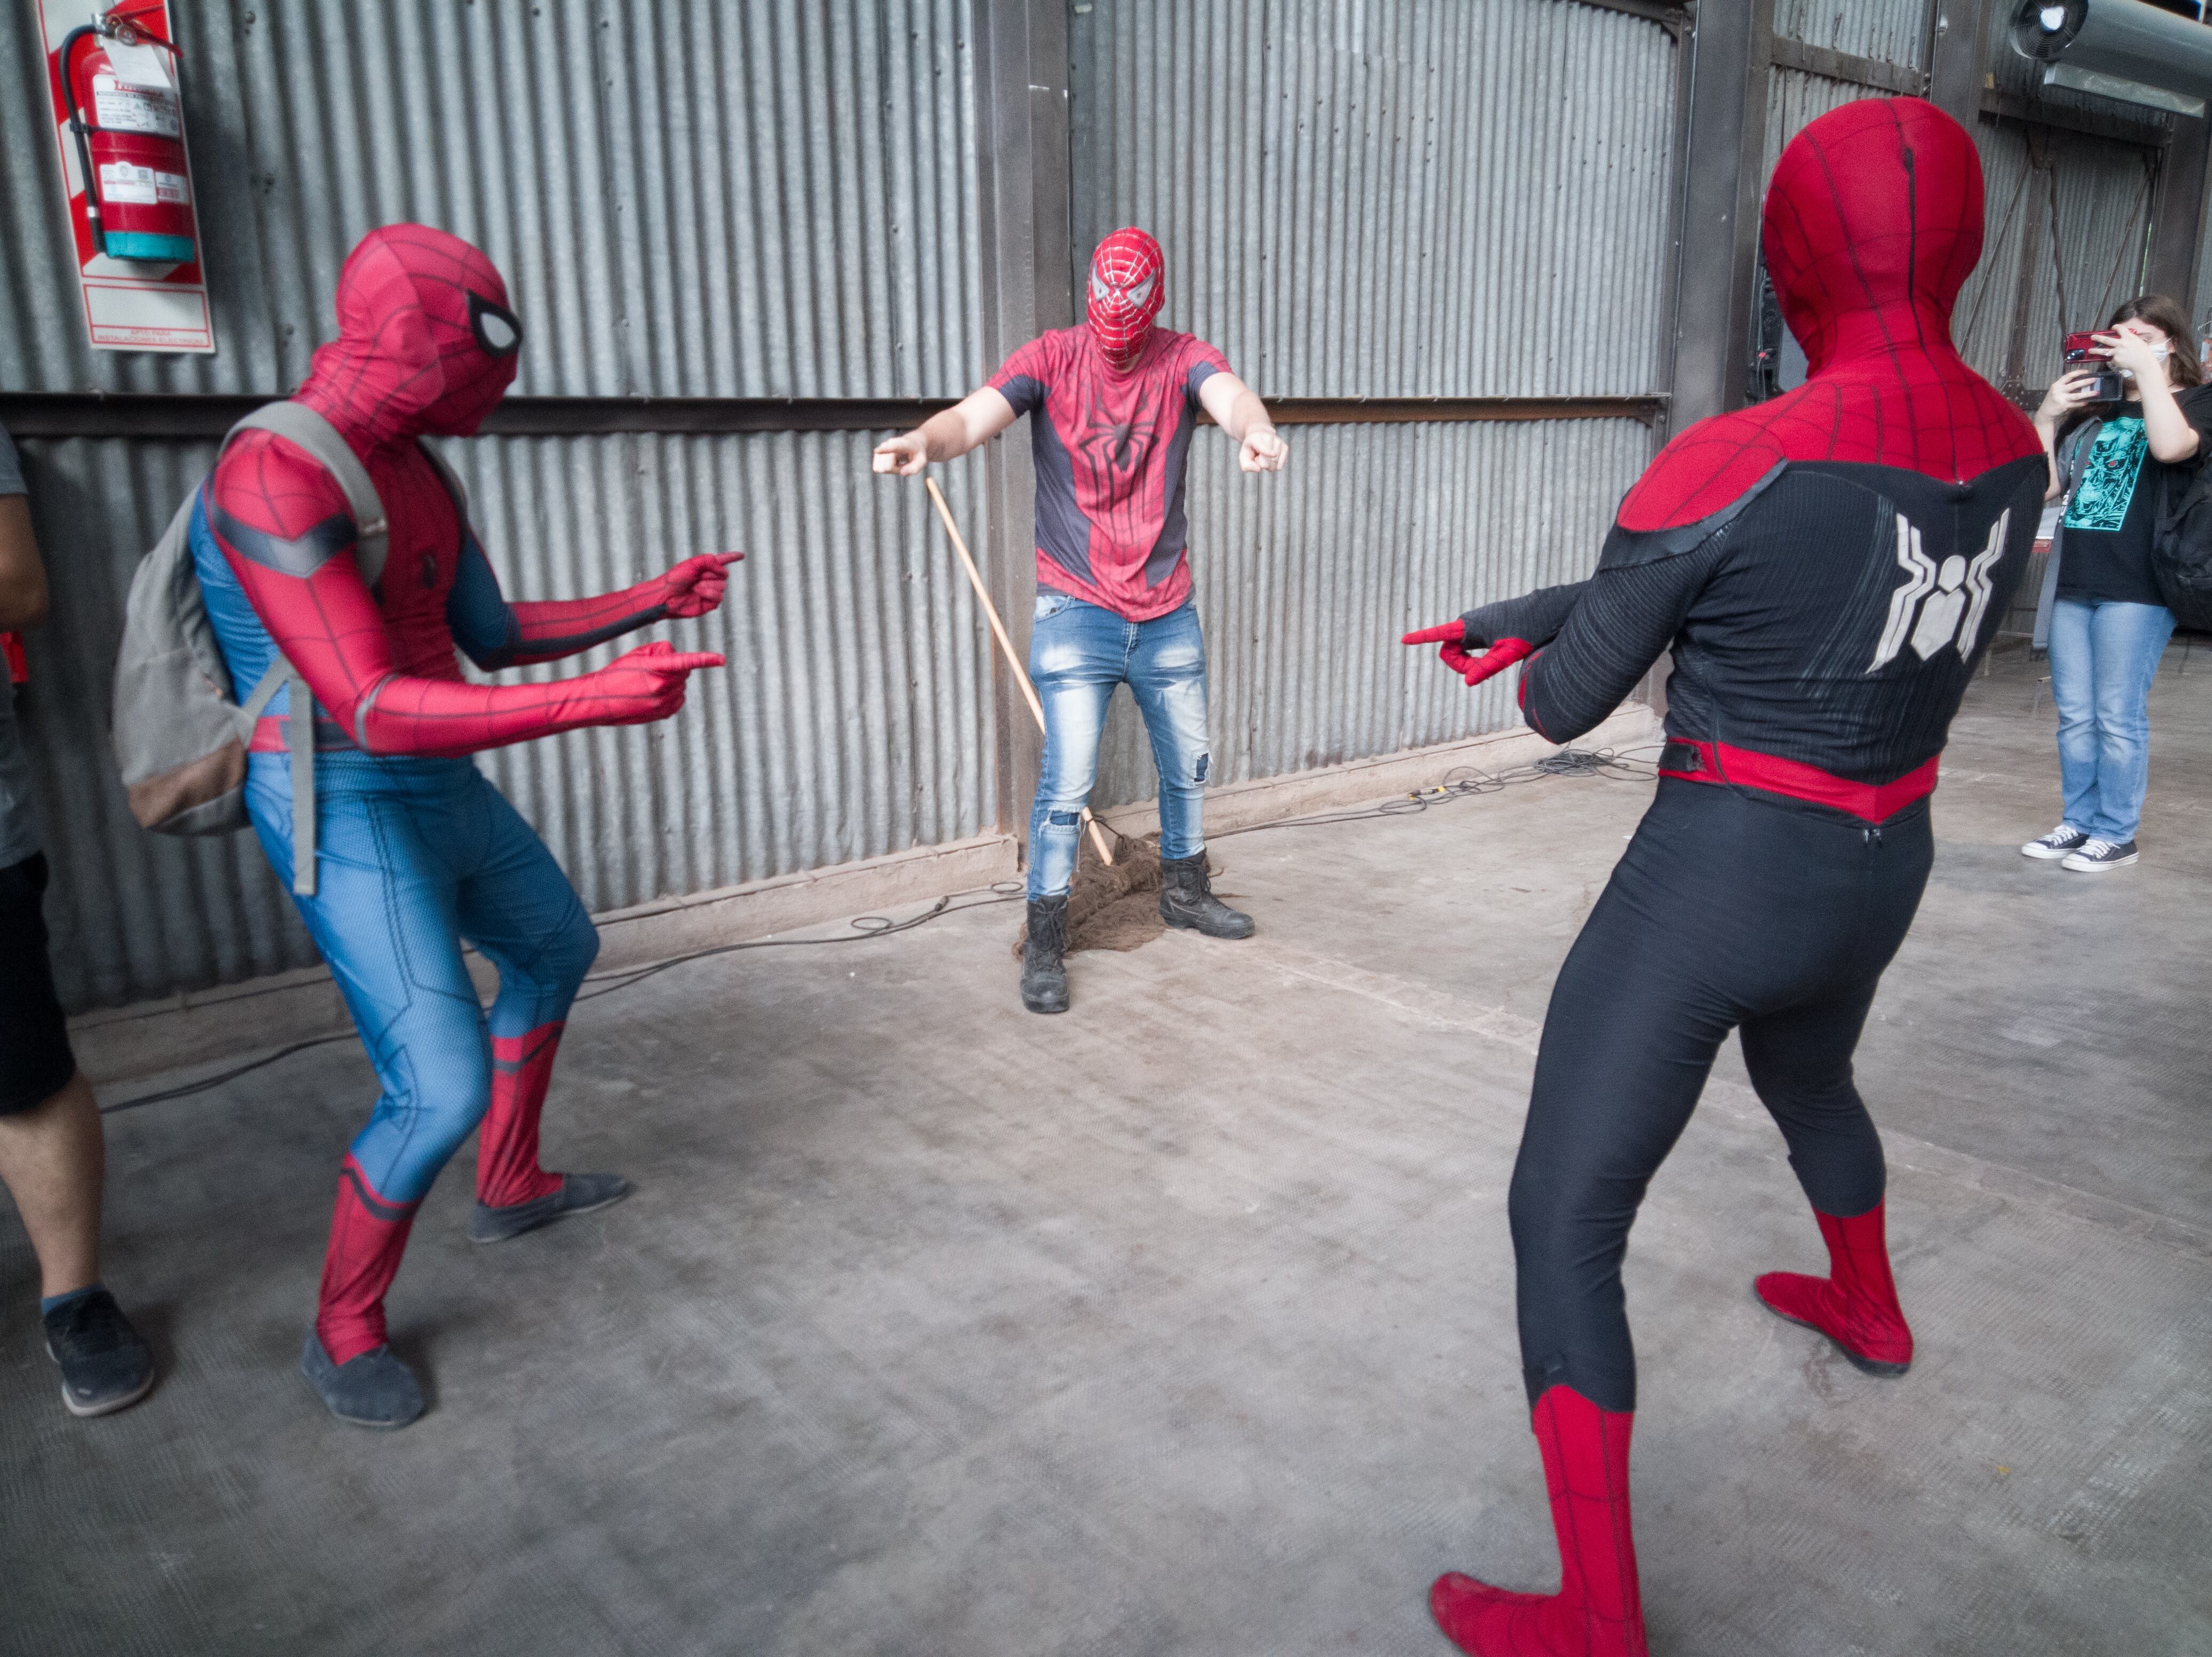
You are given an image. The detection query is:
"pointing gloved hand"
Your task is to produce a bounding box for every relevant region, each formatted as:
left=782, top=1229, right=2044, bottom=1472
left=1402, top=621, right=1537, bottom=687
left=1402, top=582, right=1590, bottom=688
left=653, top=552, right=745, bottom=619
left=587, top=642, right=728, bottom=724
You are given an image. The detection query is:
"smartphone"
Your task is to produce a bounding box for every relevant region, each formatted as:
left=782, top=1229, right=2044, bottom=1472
left=2061, top=332, right=2123, bottom=401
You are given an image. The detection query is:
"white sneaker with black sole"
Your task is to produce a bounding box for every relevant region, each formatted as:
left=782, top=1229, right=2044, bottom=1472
left=2060, top=837, right=2138, bottom=872
left=2021, top=825, right=2089, bottom=860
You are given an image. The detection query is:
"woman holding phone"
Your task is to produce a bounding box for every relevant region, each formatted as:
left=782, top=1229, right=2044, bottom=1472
left=2023, top=295, right=2210, bottom=871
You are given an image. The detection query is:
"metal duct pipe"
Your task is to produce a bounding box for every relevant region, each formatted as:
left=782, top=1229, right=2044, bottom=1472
left=2011, top=0, right=2212, bottom=118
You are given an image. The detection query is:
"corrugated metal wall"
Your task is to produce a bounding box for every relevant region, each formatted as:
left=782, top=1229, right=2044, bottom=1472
left=13, top=430, right=997, bottom=1014
left=1755, top=4, right=2162, bottom=400
left=1068, top=0, right=1678, bottom=807
left=2, top=0, right=999, bottom=1011
left=1162, top=420, right=1655, bottom=785
left=1952, top=122, right=2159, bottom=390
left=1772, top=0, right=1927, bottom=70
left=4, top=0, right=1686, bottom=1011
left=1069, top=0, right=1677, bottom=396
left=3, top=0, right=987, bottom=397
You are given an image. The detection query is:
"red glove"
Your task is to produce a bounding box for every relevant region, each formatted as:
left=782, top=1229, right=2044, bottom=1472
left=583, top=641, right=727, bottom=723
left=655, top=551, right=743, bottom=619
left=357, top=641, right=726, bottom=755
left=1402, top=622, right=1536, bottom=688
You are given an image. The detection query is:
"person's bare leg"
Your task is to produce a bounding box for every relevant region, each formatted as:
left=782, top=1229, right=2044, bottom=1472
left=0, top=1069, right=103, bottom=1298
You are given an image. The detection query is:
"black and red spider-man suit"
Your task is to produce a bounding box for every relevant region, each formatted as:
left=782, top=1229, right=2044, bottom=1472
left=189, top=225, right=730, bottom=1413
left=1403, top=99, right=2043, bottom=1653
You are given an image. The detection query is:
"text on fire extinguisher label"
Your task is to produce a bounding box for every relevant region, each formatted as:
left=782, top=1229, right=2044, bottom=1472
left=91, top=74, right=181, bottom=138
left=98, top=162, right=189, bottom=206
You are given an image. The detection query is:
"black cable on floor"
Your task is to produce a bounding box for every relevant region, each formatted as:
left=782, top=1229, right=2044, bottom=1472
left=98, top=744, right=1659, bottom=1114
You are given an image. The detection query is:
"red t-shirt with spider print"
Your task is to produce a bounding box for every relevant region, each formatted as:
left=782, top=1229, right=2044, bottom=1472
left=991, top=326, right=1232, bottom=622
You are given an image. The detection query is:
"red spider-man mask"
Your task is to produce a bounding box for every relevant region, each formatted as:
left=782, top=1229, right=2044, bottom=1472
left=299, top=224, right=522, bottom=446
left=1762, top=98, right=1980, bottom=378
left=1087, top=228, right=1166, bottom=370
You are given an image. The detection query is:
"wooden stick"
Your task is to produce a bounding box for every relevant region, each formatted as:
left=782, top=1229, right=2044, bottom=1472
left=925, top=476, right=1115, bottom=867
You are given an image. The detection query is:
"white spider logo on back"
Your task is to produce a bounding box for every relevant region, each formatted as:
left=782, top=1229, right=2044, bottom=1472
left=1867, top=509, right=2008, bottom=673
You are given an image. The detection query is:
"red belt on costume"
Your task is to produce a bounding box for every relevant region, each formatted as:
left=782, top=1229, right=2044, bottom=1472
left=1657, top=738, right=1937, bottom=823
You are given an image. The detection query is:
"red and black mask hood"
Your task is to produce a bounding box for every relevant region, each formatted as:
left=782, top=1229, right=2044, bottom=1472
left=1762, top=98, right=1982, bottom=380
left=297, top=224, right=522, bottom=448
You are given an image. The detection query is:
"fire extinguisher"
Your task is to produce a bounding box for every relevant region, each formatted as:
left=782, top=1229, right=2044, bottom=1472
left=60, top=16, right=194, bottom=264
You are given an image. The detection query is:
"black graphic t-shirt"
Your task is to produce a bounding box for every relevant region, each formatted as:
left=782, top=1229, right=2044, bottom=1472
left=2058, top=391, right=2212, bottom=606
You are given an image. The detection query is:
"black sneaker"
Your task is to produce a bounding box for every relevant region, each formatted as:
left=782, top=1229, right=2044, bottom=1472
left=2061, top=837, right=2139, bottom=872
left=2020, top=825, right=2088, bottom=861
left=42, top=1289, right=156, bottom=1419
left=468, top=1172, right=630, bottom=1244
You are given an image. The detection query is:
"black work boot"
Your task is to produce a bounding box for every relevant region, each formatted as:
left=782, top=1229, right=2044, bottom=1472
left=1021, top=895, right=1071, bottom=1014
left=1158, top=852, right=1255, bottom=939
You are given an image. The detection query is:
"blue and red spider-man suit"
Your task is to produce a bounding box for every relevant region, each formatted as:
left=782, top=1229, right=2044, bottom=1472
left=1405, top=101, right=2043, bottom=1653
left=190, top=225, right=731, bottom=1379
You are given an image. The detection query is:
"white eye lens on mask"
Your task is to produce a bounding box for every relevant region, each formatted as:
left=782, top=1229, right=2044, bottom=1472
left=1125, top=272, right=1156, bottom=307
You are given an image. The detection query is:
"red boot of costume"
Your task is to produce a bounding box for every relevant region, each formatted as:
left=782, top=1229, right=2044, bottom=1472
left=316, top=1156, right=420, bottom=1363
left=1755, top=1200, right=1913, bottom=1376
left=1431, top=1386, right=1648, bottom=1657
left=302, top=1157, right=428, bottom=1427
left=476, top=1022, right=568, bottom=1210
left=469, top=1021, right=629, bottom=1243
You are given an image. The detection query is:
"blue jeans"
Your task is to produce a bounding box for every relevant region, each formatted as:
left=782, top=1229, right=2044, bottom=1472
left=2046, top=597, right=2176, bottom=842
left=1026, top=591, right=1210, bottom=899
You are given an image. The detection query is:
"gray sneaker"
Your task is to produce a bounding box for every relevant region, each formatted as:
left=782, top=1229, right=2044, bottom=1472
left=2060, top=837, right=2139, bottom=872
left=301, top=1332, right=425, bottom=1429
left=2021, top=825, right=2089, bottom=860
left=469, top=1172, right=630, bottom=1244
left=42, top=1289, right=155, bottom=1418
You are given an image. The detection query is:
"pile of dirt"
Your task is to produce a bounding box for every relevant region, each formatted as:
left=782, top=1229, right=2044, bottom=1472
left=1010, top=828, right=1178, bottom=958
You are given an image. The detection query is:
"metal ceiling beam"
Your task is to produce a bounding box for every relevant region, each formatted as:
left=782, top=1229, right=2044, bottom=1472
left=1768, top=34, right=1929, bottom=97
left=0, top=393, right=1670, bottom=441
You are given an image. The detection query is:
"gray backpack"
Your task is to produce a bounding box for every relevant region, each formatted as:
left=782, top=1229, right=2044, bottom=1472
left=110, top=403, right=395, bottom=897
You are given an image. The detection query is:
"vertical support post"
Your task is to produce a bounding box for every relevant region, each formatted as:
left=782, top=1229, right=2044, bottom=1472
left=1666, top=0, right=1766, bottom=431
left=2147, top=114, right=2211, bottom=322
left=1727, top=0, right=1778, bottom=415
left=1926, top=0, right=1995, bottom=138
left=973, top=0, right=1072, bottom=848
left=1647, top=0, right=1763, bottom=716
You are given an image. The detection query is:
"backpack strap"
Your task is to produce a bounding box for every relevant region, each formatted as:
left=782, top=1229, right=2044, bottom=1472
left=2055, top=415, right=2101, bottom=498
left=232, top=656, right=316, bottom=896
left=226, top=402, right=389, bottom=588
left=209, top=401, right=392, bottom=899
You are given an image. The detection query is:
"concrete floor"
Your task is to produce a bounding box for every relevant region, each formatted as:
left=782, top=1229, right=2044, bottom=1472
left=4, top=643, right=2208, bottom=1656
